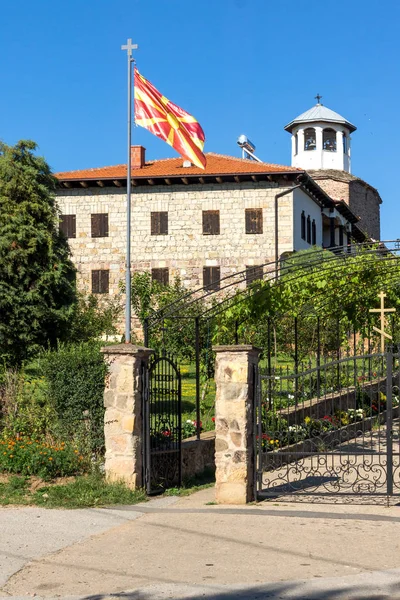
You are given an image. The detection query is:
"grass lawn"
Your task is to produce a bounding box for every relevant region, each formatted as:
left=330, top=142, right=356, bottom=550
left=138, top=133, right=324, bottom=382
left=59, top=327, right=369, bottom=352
left=0, top=468, right=216, bottom=508
left=180, top=362, right=215, bottom=433
left=0, top=473, right=147, bottom=508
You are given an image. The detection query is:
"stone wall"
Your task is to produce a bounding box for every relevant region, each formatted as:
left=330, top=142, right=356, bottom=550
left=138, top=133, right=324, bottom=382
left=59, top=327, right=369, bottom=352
left=213, top=345, right=261, bottom=504
left=100, top=344, right=152, bottom=488
left=56, top=180, right=295, bottom=296
left=181, top=431, right=215, bottom=480
left=349, top=180, right=381, bottom=240
left=309, top=170, right=381, bottom=240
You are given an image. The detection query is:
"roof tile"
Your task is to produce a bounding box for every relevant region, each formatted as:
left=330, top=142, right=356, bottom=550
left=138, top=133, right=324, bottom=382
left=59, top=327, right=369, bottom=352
left=55, top=152, right=302, bottom=181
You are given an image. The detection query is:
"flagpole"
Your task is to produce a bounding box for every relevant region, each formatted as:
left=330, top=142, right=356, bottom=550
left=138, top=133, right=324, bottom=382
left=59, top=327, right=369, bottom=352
left=121, top=38, right=138, bottom=344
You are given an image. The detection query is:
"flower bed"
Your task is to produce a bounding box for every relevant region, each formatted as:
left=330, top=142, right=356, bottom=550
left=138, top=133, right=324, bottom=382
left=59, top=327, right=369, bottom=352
left=271, top=375, right=392, bottom=427
left=0, top=437, right=88, bottom=479
left=259, top=384, right=399, bottom=455
left=261, top=405, right=400, bottom=469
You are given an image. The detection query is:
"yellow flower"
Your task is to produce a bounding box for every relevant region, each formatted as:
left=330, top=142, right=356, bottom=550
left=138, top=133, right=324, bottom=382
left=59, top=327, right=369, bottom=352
left=48, top=457, right=53, bottom=461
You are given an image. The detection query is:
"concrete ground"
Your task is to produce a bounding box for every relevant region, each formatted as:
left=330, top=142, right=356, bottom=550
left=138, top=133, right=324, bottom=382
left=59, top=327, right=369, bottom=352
left=1, top=487, right=400, bottom=599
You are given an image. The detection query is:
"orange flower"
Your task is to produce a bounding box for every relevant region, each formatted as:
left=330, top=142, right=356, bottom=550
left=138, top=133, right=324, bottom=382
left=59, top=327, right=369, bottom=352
left=48, top=457, right=53, bottom=461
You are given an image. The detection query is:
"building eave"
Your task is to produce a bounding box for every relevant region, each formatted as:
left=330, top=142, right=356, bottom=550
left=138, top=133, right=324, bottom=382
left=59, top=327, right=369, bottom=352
left=56, top=170, right=305, bottom=190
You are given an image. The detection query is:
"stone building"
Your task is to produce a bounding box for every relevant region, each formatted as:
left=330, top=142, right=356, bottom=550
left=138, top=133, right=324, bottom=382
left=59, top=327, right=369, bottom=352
left=55, top=149, right=365, bottom=298
left=285, top=98, right=382, bottom=239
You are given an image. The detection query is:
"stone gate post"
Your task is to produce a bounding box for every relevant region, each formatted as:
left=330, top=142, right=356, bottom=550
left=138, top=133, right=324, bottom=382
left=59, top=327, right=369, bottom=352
left=100, top=344, right=153, bottom=488
left=213, top=345, right=261, bottom=504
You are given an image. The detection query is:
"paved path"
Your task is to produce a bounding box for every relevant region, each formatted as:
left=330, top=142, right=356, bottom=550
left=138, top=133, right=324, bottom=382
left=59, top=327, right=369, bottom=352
left=1, top=488, right=400, bottom=599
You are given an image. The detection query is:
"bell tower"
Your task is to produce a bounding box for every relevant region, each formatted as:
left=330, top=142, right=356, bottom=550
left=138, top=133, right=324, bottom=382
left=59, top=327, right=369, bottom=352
left=284, top=96, right=356, bottom=173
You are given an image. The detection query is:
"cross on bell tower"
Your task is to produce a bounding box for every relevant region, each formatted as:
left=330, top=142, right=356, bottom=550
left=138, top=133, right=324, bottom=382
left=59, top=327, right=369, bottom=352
left=285, top=95, right=356, bottom=173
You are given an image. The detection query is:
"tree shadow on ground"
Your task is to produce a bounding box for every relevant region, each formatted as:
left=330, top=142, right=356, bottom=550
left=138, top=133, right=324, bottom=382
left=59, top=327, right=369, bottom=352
left=80, top=575, right=400, bottom=600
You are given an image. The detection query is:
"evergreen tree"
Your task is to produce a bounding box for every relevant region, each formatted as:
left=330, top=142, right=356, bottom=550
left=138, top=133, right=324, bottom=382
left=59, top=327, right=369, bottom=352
left=0, top=140, right=76, bottom=366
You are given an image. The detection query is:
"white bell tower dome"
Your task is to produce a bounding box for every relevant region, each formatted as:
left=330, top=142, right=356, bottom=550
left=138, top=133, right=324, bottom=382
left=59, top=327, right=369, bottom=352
left=284, top=96, right=356, bottom=173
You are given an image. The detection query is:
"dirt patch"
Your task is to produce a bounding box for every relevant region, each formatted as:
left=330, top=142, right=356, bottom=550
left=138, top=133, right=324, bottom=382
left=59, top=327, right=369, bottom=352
left=28, top=476, right=76, bottom=492
left=0, top=474, right=77, bottom=492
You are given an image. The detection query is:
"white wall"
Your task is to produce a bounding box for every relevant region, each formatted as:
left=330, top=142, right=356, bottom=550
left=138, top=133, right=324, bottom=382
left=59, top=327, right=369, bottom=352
left=292, top=188, right=323, bottom=250
left=291, top=122, right=351, bottom=173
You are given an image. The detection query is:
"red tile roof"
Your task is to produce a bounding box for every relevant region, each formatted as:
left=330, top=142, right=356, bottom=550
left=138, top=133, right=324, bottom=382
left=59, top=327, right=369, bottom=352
left=55, top=152, right=302, bottom=181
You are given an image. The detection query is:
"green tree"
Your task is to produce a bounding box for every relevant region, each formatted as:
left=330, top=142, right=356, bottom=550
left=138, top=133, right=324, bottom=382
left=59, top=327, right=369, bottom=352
left=0, top=140, right=76, bottom=366
left=214, top=247, right=400, bottom=358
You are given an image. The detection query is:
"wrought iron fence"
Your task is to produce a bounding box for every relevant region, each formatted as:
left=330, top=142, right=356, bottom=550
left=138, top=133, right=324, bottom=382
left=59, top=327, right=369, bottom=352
left=255, top=348, right=400, bottom=499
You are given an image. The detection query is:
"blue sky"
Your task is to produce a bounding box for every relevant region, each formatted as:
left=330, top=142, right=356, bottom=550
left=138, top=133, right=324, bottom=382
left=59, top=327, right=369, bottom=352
left=1, top=0, right=398, bottom=239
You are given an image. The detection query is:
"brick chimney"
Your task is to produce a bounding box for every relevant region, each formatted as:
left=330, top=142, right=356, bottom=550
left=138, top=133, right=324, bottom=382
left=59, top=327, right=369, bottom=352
left=130, top=145, right=146, bottom=169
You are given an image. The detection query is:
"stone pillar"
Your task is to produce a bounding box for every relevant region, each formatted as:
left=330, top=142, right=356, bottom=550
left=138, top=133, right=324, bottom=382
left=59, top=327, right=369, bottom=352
left=100, top=344, right=153, bottom=488
left=213, top=345, right=261, bottom=504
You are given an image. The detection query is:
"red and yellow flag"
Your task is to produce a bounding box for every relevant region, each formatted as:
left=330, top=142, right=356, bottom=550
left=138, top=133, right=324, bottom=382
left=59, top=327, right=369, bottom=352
left=134, top=69, right=206, bottom=169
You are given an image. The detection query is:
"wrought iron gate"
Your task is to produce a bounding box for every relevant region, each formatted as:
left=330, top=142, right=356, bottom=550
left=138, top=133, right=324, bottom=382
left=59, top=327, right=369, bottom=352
left=255, top=349, right=400, bottom=501
left=143, top=351, right=182, bottom=494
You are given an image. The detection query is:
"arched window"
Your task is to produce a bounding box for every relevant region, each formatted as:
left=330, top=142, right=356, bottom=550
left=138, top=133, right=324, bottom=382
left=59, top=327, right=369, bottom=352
left=301, top=211, right=306, bottom=240
left=343, top=132, right=347, bottom=154
left=304, top=128, right=316, bottom=151
left=323, top=128, right=337, bottom=152
left=312, top=219, right=316, bottom=245
left=295, top=133, right=298, bottom=155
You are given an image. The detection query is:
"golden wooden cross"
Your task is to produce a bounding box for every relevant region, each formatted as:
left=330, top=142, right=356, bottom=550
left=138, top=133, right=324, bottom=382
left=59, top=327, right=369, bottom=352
left=369, top=291, right=396, bottom=353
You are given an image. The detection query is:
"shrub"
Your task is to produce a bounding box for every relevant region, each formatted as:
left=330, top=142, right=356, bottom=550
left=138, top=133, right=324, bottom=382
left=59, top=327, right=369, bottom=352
left=0, top=369, right=56, bottom=439
left=41, top=342, right=107, bottom=455
left=0, top=437, right=87, bottom=479
left=67, top=293, right=123, bottom=343
left=183, top=419, right=202, bottom=439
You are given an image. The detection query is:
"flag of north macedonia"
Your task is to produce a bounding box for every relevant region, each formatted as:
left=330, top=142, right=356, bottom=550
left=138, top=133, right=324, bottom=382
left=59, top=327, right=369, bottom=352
left=134, top=69, right=206, bottom=169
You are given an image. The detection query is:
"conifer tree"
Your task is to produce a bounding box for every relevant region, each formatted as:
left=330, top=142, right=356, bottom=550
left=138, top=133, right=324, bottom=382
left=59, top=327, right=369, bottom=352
left=0, top=140, right=76, bottom=366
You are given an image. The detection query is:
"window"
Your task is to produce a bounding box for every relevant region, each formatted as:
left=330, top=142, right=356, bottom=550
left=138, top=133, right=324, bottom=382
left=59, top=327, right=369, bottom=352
left=306, top=215, right=311, bottom=244
left=151, top=211, right=168, bottom=235
left=294, top=133, right=298, bottom=155
left=304, top=128, right=316, bottom=151
left=91, top=269, right=109, bottom=294
left=343, top=133, right=347, bottom=154
left=339, top=225, right=344, bottom=247
left=323, top=128, right=337, bottom=152
left=301, top=211, right=306, bottom=240
left=151, top=268, right=169, bottom=286
left=202, top=210, right=220, bottom=235
left=203, top=266, right=221, bottom=291
left=91, top=214, right=109, bottom=238
left=59, top=215, right=76, bottom=238
left=312, top=219, right=316, bottom=245
left=246, top=265, right=263, bottom=287
left=245, top=208, right=263, bottom=234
